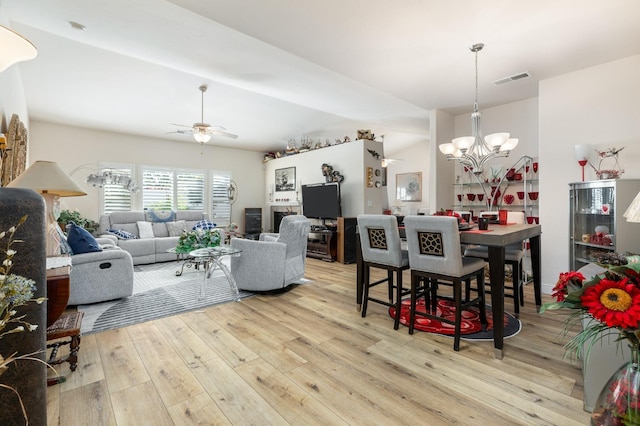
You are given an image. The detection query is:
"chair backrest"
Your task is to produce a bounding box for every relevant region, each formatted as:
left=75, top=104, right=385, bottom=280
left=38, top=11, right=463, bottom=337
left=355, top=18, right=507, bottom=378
left=276, top=215, right=311, bottom=258
left=404, top=215, right=464, bottom=276
left=357, top=214, right=405, bottom=267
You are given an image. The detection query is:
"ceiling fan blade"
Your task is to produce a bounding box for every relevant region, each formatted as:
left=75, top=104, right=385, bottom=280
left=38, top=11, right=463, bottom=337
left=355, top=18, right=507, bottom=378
left=210, top=129, right=238, bottom=139
left=171, top=123, right=194, bottom=128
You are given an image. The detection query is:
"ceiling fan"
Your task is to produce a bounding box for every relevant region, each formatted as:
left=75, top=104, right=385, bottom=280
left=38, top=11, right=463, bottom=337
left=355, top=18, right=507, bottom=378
left=170, top=84, right=238, bottom=144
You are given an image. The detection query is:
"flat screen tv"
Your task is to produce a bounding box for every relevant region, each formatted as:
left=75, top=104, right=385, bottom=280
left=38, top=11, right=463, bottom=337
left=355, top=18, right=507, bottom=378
left=301, top=182, right=342, bottom=220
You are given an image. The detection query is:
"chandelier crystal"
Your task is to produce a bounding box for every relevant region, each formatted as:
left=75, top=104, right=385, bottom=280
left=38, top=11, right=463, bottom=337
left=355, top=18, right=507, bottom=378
left=439, top=43, right=518, bottom=175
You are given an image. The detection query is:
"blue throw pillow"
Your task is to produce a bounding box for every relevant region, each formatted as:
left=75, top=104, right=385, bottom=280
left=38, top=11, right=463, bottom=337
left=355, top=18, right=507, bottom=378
left=192, top=220, right=216, bottom=231
left=67, top=222, right=103, bottom=254
left=107, top=229, right=137, bottom=240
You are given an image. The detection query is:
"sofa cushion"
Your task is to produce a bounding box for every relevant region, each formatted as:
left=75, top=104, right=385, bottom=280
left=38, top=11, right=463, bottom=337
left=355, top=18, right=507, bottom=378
left=152, top=222, right=169, bottom=237
left=109, top=211, right=146, bottom=226
left=146, top=209, right=176, bottom=223
left=137, top=221, right=155, bottom=239
left=166, top=220, right=187, bottom=237
left=108, top=228, right=137, bottom=240
left=68, top=222, right=103, bottom=254
left=117, top=238, right=155, bottom=257
left=176, top=210, right=205, bottom=221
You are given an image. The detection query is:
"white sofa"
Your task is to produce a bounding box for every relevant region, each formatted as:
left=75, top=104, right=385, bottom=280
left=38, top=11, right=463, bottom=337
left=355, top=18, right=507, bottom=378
left=98, top=210, right=208, bottom=265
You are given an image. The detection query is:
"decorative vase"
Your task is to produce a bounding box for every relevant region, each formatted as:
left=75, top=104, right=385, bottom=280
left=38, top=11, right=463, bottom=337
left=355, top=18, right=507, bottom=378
left=591, top=345, right=640, bottom=425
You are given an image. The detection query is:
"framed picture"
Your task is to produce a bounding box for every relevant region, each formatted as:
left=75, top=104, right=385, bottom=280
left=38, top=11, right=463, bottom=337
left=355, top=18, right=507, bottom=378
left=396, top=172, right=422, bottom=201
left=275, top=166, right=296, bottom=192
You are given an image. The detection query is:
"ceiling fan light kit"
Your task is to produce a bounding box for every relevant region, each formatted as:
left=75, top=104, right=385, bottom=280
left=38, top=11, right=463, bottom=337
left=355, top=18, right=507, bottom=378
left=171, top=84, right=238, bottom=145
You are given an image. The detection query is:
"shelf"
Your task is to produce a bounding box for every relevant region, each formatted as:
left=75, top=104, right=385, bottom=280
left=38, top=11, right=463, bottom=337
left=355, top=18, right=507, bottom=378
left=573, top=241, right=614, bottom=250
left=454, top=179, right=539, bottom=186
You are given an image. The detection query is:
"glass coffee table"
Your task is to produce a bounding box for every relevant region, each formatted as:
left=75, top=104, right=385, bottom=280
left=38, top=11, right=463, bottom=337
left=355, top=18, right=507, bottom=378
left=189, top=246, right=242, bottom=301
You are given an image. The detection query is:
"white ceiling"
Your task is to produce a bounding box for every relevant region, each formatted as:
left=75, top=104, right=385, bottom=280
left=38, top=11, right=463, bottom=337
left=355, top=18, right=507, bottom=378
left=4, top=0, right=640, bottom=155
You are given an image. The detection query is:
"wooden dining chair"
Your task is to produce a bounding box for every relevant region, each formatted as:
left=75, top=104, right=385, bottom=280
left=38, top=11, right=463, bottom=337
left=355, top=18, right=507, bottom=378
left=357, top=214, right=410, bottom=330
left=464, top=211, right=526, bottom=317
left=404, top=215, right=487, bottom=351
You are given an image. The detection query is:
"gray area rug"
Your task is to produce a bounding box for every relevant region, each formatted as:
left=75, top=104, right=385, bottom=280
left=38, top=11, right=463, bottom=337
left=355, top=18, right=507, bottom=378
left=78, top=259, right=254, bottom=335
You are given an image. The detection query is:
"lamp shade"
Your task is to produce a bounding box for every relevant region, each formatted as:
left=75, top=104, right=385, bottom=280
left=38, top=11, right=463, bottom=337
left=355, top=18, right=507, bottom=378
left=0, top=25, right=37, bottom=73
left=624, top=192, right=640, bottom=223
left=7, top=161, right=86, bottom=196
left=574, top=144, right=592, bottom=161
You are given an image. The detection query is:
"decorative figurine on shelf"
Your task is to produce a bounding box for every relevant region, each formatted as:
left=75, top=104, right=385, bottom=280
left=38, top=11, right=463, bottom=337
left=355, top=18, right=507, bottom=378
left=590, top=147, right=625, bottom=180
left=321, top=163, right=344, bottom=183
left=367, top=148, right=380, bottom=159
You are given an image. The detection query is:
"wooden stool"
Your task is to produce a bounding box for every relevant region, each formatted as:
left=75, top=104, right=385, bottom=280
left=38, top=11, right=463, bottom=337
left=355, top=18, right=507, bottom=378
left=46, top=311, right=84, bottom=386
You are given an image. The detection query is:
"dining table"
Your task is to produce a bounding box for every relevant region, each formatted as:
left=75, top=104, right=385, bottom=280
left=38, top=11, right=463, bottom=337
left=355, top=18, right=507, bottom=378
left=355, top=222, right=542, bottom=359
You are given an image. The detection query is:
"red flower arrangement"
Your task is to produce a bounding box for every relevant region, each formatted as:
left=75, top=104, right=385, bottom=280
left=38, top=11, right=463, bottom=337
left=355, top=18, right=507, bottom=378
left=542, top=261, right=640, bottom=425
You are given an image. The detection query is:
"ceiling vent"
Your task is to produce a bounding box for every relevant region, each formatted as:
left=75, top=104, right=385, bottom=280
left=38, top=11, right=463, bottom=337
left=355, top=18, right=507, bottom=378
left=493, top=72, right=531, bottom=85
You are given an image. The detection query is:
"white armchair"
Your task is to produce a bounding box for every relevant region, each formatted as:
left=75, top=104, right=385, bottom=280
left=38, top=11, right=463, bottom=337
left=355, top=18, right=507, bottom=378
left=230, top=215, right=311, bottom=291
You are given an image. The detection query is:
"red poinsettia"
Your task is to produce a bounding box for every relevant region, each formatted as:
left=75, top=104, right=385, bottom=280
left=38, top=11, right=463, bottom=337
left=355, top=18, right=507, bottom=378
left=581, top=277, right=640, bottom=329
left=551, top=271, right=586, bottom=302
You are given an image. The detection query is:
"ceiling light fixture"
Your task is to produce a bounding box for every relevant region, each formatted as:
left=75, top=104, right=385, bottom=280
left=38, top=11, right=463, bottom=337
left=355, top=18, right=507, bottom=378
left=193, top=85, right=212, bottom=144
left=439, top=43, right=518, bottom=175
left=0, top=25, right=37, bottom=73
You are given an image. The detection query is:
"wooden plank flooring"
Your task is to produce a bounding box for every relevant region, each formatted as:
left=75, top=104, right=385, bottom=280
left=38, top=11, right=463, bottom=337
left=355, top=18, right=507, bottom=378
left=46, top=259, right=590, bottom=425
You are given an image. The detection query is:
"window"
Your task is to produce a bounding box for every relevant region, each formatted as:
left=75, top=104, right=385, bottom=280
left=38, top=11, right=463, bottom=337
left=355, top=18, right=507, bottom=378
left=211, top=172, right=232, bottom=226
left=100, top=164, right=134, bottom=214
left=141, top=167, right=206, bottom=212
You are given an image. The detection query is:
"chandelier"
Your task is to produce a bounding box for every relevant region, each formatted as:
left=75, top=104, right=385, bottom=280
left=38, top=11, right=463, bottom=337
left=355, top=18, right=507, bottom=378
left=439, top=43, right=518, bottom=175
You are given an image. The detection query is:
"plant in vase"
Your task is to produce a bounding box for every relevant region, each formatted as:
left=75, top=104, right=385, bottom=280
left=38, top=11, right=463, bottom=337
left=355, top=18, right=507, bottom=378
left=0, top=215, right=48, bottom=423
left=57, top=209, right=99, bottom=236
left=541, top=258, right=640, bottom=425
left=175, top=228, right=222, bottom=254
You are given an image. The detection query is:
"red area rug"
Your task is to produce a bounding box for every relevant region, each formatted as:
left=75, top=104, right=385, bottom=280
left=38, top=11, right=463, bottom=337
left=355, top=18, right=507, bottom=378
left=389, top=298, right=521, bottom=340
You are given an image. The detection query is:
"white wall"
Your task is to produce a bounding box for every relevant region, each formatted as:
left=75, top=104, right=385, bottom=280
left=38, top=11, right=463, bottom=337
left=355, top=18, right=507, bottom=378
left=263, top=139, right=386, bottom=225
left=539, top=54, right=640, bottom=289
left=384, top=140, right=430, bottom=215
left=27, top=121, right=265, bottom=231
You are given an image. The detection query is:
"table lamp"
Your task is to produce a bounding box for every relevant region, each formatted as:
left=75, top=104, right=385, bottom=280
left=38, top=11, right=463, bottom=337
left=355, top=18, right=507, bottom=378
left=624, top=192, right=640, bottom=223
left=7, top=161, right=86, bottom=256
left=574, top=144, right=592, bottom=182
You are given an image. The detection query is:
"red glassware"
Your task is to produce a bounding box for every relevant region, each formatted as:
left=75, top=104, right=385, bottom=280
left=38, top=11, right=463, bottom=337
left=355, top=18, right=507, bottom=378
left=533, top=162, right=539, bottom=173
left=528, top=191, right=539, bottom=201
left=476, top=193, right=484, bottom=201
left=491, top=187, right=501, bottom=198
left=527, top=216, right=535, bottom=224
left=457, top=194, right=462, bottom=202
left=466, top=193, right=476, bottom=202
left=503, top=194, right=515, bottom=205
left=517, top=191, right=525, bottom=200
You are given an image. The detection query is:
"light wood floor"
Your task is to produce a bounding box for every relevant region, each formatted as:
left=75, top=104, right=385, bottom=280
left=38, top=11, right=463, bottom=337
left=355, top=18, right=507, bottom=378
left=46, top=259, right=590, bottom=425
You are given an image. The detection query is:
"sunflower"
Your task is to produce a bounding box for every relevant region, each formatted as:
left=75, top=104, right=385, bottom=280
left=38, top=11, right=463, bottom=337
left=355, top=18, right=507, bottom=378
left=581, top=277, right=640, bottom=329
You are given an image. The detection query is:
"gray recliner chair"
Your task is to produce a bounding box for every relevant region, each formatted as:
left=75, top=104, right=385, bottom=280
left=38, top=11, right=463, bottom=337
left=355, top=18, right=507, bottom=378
left=230, top=215, right=311, bottom=291
left=68, top=237, right=134, bottom=305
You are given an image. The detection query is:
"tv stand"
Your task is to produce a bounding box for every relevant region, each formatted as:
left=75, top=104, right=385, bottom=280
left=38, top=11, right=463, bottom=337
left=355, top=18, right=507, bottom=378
left=307, top=229, right=337, bottom=262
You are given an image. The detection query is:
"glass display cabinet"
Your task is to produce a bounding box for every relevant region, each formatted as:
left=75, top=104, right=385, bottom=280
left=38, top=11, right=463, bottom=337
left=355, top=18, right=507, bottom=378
left=569, top=179, right=640, bottom=270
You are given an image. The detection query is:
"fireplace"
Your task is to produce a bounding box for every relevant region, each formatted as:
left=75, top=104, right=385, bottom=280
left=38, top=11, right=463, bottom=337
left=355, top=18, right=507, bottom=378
left=270, top=205, right=301, bottom=232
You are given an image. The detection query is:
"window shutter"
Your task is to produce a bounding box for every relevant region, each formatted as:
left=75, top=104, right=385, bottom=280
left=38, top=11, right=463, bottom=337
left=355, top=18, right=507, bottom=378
left=101, top=166, right=133, bottom=214
left=211, top=172, right=231, bottom=225
left=142, top=169, right=174, bottom=210
left=177, top=171, right=205, bottom=210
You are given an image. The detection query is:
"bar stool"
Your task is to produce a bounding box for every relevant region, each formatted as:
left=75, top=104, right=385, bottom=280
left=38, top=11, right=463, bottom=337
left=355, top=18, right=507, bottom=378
left=404, top=215, right=487, bottom=351
left=464, top=211, right=526, bottom=317
left=357, top=214, right=410, bottom=330
left=46, top=311, right=84, bottom=386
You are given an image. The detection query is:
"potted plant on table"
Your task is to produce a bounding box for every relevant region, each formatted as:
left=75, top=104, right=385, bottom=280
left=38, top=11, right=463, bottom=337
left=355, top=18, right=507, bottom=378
left=541, top=256, right=640, bottom=425
left=175, top=228, right=222, bottom=254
